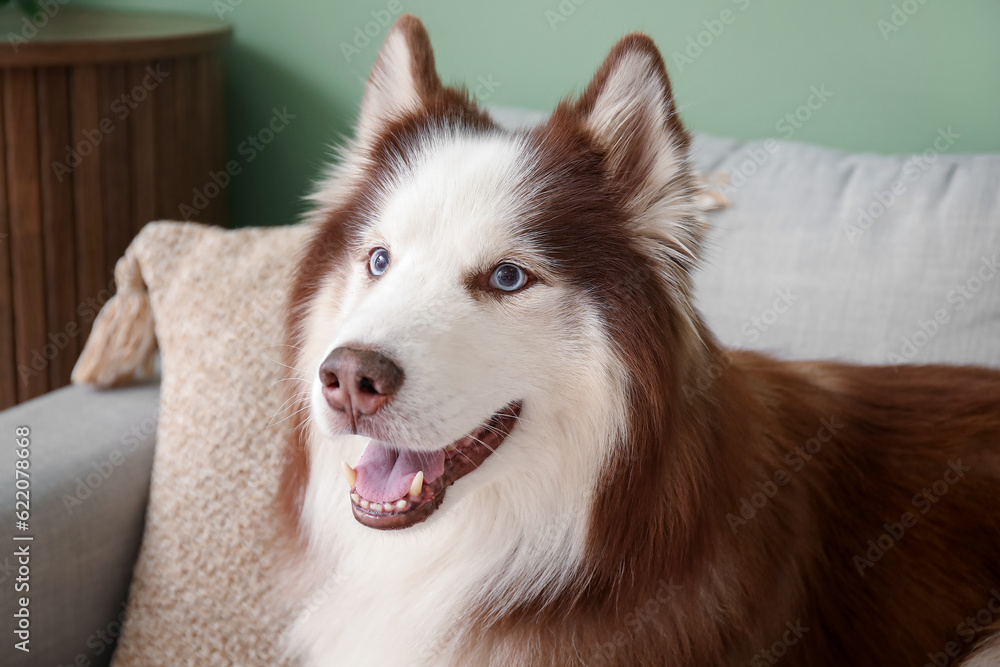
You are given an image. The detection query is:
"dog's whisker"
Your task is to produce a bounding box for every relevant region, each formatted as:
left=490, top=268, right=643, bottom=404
left=262, top=342, right=305, bottom=352
left=268, top=402, right=314, bottom=429
left=267, top=392, right=312, bottom=427
left=466, top=435, right=504, bottom=463
left=262, top=353, right=308, bottom=375
left=267, top=376, right=312, bottom=393
left=452, top=448, right=478, bottom=467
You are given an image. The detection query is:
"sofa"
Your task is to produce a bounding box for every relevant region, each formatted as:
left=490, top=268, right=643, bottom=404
left=2, top=106, right=997, bottom=666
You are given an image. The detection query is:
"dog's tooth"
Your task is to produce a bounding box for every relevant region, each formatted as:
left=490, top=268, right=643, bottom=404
left=342, top=461, right=357, bottom=488
left=360, top=499, right=370, bottom=510
left=410, top=471, right=424, bottom=498
left=445, top=444, right=457, bottom=452
left=394, top=499, right=408, bottom=511
left=351, top=493, right=360, bottom=504
left=371, top=503, right=383, bottom=513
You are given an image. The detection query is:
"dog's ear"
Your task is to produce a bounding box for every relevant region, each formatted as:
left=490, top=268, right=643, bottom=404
left=357, top=14, right=442, bottom=145
left=566, top=34, right=704, bottom=269
left=573, top=34, right=690, bottom=193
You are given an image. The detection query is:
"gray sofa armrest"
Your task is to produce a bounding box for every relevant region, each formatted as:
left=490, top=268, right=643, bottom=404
left=0, top=382, right=159, bottom=667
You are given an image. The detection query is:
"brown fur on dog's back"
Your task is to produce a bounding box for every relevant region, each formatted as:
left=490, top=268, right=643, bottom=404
left=469, top=349, right=1000, bottom=666
left=767, top=359, right=1000, bottom=665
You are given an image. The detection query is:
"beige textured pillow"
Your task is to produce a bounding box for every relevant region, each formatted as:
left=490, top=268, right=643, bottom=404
left=74, top=221, right=309, bottom=666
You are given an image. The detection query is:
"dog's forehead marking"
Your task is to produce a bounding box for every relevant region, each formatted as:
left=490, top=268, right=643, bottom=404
left=372, top=130, right=536, bottom=265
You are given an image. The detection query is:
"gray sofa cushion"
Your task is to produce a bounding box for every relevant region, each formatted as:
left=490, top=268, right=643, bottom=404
left=691, top=134, right=1000, bottom=368
left=490, top=105, right=1000, bottom=369
left=0, top=382, right=159, bottom=667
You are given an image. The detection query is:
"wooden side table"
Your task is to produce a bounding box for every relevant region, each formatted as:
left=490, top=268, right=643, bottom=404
left=0, top=9, right=231, bottom=408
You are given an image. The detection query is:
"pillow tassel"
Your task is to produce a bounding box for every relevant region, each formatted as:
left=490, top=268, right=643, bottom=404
left=72, top=249, right=158, bottom=388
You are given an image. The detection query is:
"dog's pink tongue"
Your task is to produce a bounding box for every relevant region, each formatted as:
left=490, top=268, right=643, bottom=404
left=354, top=440, right=445, bottom=503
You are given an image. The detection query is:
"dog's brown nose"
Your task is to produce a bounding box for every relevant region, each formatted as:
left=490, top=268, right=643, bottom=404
left=319, top=347, right=404, bottom=421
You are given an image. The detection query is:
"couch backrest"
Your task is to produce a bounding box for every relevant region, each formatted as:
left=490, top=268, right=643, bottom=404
left=692, top=132, right=1000, bottom=368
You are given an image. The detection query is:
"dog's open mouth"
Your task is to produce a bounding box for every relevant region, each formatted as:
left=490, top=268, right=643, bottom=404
left=342, top=401, right=522, bottom=530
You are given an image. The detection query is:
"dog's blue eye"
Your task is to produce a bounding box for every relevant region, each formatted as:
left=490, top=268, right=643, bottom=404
left=489, top=263, right=528, bottom=292
left=369, top=248, right=389, bottom=276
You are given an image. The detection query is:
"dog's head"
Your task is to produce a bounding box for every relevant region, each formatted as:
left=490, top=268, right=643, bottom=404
left=282, top=15, right=708, bottom=555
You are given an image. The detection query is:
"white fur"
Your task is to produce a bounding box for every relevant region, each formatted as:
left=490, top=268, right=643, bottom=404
left=285, top=126, right=631, bottom=667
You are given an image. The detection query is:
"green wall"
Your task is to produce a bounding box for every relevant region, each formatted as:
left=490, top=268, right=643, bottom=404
left=72, top=0, right=1000, bottom=228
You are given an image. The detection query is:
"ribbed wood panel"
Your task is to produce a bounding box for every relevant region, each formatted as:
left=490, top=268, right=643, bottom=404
left=37, top=66, right=78, bottom=390
left=0, top=70, right=14, bottom=410
left=70, top=63, right=106, bottom=332
left=152, top=59, right=177, bottom=223
left=0, top=51, right=227, bottom=409
left=128, top=61, right=158, bottom=240
left=4, top=69, right=48, bottom=403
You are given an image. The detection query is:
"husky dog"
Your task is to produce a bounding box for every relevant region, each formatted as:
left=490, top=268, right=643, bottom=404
left=278, top=14, right=1000, bottom=667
